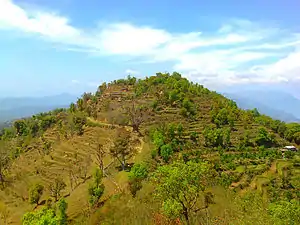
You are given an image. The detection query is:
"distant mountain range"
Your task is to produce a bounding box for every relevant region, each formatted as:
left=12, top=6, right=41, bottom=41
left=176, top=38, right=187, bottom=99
left=0, top=93, right=78, bottom=123
left=223, top=90, right=300, bottom=123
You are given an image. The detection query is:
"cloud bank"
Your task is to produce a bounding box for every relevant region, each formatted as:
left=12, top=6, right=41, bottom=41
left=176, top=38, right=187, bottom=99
left=1, top=0, right=300, bottom=86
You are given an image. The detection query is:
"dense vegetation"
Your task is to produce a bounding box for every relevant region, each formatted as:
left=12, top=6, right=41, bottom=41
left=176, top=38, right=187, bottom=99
left=0, top=72, right=299, bottom=225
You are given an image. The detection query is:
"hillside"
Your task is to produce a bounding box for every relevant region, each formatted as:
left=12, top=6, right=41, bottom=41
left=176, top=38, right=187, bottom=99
left=0, top=72, right=299, bottom=225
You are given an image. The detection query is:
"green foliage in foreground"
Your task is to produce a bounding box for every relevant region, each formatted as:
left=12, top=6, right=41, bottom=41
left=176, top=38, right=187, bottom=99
left=88, top=168, right=105, bottom=206
left=269, top=200, right=300, bottom=225
left=29, top=184, right=44, bottom=205
left=128, top=163, right=148, bottom=197
left=22, top=198, right=68, bottom=225
left=152, top=161, right=215, bottom=224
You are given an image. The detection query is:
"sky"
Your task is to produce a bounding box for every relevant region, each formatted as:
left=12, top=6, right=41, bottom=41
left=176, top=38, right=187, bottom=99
left=0, top=0, right=300, bottom=97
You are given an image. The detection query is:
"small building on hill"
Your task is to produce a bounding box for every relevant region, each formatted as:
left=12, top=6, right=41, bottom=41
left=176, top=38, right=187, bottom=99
left=281, top=146, right=298, bottom=152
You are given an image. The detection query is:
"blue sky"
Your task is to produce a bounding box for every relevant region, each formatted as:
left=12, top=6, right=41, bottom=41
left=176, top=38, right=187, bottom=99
left=0, top=0, right=300, bottom=97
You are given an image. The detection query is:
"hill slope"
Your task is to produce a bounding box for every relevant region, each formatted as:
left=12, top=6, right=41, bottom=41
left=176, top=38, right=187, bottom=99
left=0, top=72, right=299, bottom=225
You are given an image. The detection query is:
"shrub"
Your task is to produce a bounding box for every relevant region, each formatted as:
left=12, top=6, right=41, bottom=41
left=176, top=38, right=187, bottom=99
left=160, top=144, right=173, bottom=162
left=29, top=184, right=44, bottom=205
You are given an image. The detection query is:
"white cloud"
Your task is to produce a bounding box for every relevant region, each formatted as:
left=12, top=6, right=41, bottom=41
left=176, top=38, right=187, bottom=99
left=0, top=0, right=80, bottom=42
left=1, top=0, right=300, bottom=85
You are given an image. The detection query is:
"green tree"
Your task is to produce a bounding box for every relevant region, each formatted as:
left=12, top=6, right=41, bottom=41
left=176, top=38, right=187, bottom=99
left=22, top=208, right=57, bottom=225
left=269, top=200, right=300, bottom=225
left=152, top=161, right=214, bottom=224
left=223, top=128, right=231, bottom=148
left=293, top=132, right=300, bottom=145
left=57, top=198, right=68, bottom=225
left=181, top=98, right=196, bottom=118
left=77, top=98, right=84, bottom=111
left=88, top=168, right=105, bottom=206
left=251, top=108, right=261, bottom=117
left=72, top=113, right=87, bottom=135
left=255, top=127, right=275, bottom=147
left=152, top=130, right=165, bottom=149
left=69, top=103, right=76, bottom=113
left=203, top=126, right=224, bottom=147
left=239, top=131, right=252, bottom=149
left=215, top=108, right=228, bottom=127
left=160, top=144, right=173, bottom=162
left=13, top=120, right=28, bottom=136
left=22, top=198, right=68, bottom=225
left=29, top=184, right=44, bottom=205
left=129, top=163, right=148, bottom=180
left=128, top=163, right=148, bottom=197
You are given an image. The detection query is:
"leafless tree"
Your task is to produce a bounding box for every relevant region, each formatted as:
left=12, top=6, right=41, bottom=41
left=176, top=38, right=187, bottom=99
left=123, top=100, right=149, bottom=135
left=109, top=128, right=134, bottom=171
left=48, top=177, right=66, bottom=201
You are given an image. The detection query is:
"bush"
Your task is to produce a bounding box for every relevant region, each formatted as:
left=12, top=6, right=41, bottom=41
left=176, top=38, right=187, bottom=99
left=160, top=144, right=173, bottom=162
left=29, top=184, right=44, bottom=205
left=129, top=163, right=148, bottom=180
left=88, top=168, right=105, bottom=206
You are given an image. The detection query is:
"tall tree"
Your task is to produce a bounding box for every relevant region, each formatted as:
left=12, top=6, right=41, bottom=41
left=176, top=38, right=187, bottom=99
left=123, top=100, right=149, bottom=135
left=29, top=184, right=44, bottom=206
left=48, top=178, right=66, bottom=202
left=88, top=168, right=105, bottom=206
left=94, top=142, right=106, bottom=173
left=109, top=128, right=134, bottom=170
left=152, top=161, right=214, bottom=225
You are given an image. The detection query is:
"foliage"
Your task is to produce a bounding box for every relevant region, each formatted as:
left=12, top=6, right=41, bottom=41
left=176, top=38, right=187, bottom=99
left=255, top=127, right=276, bottom=147
left=0, top=141, right=9, bottom=184
left=268, top=200, right=300, bottom=225
left=57, top=198, right=68, bottom=225
left=129, top=163, right=148, bottom=180
left=152, top=161, right=214, bottom=224
left=181, top=98, right=196, bottom=118
left=128, top=163, right=148, bottom=197
left=22, top=207, right=57, bottom=225
left=2, top=71, right=300, bottom=224
left=160, top=144, right=173, bottom=162
left=88, top=168, right=105, bottom=206
left=29, top=184, right=44, bottom=205
left=203, top=126, right=230, bottom=148
left=22, top=198, right=68, bottom=225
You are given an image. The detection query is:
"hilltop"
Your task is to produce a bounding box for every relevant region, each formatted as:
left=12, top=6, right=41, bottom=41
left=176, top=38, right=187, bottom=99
left=0, top=72, right=299, bottom=225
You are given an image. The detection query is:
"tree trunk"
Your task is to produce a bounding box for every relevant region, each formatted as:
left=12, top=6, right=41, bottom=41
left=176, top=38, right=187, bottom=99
left=183, top=208, right=190, bottom=225
left=121, top=155, right=126, bottom=171
left=0, top=172, right=4, bottom=184
left=132, top=124, right=139, bottom=133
